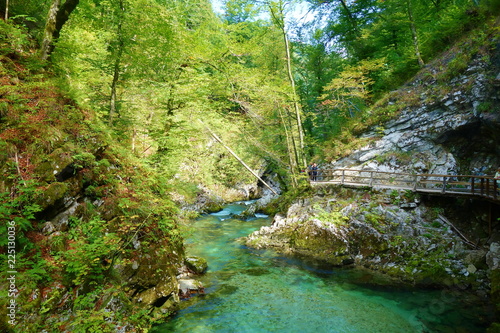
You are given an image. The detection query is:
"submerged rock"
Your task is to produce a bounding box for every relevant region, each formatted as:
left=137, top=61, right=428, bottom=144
left=178, top=279, right=204, bottom=299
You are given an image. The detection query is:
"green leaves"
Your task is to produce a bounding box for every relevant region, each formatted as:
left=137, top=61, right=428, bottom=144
left=60, top=217, right=119, bottom=285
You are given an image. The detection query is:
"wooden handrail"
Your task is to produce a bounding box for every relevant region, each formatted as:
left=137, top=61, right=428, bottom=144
left=309, top=168, right=500, bottom=202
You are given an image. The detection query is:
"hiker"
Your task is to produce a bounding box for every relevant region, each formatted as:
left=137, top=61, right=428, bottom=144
left=495, top=167, right=500, bottom=195
left=309, top=163, right=318, bottom=181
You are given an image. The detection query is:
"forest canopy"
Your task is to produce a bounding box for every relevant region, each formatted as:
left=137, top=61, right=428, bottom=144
left=1, top=0, right=498, bottom=189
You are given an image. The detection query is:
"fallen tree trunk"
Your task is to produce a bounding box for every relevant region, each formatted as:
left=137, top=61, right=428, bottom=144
left=199, top=120, right=279, bottom=196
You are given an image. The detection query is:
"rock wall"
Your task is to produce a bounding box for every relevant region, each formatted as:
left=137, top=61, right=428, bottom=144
left=0, top=77, right=189, bottom=331
left=331, top=38, right=500, bottom=175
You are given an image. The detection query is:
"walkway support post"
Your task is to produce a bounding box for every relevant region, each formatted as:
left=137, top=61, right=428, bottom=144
left=494, top=180, right=498, bottom=200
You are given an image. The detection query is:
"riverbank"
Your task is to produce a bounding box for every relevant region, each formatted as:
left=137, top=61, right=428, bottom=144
left=246, top=185, right=499, bottom=328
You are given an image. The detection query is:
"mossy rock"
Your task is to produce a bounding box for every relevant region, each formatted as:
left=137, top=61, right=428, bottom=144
left=203, top=201, right=224, bottom=213
left=290, top=222, right=350, bottom=265
left=149, top=292, right=180, bottom=320
left=185, top=256, right=208, bottom=274
left=36, top=182, right=69, bottom=211
left=35, top=147, right=74, bottom=182
left=134, top=279, right=178, bottom=307
left=412, top=266, right=451, bottom=286
left=491, top=269, right=500, bottom=319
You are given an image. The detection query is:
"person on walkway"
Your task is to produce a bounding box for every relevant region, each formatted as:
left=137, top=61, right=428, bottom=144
left=495, top=167, right=500, bottom=195
left=309, top=163, right=318, bottom=181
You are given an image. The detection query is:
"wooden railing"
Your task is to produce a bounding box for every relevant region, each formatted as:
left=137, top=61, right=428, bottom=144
left=310, top=169, right=499, bottom=201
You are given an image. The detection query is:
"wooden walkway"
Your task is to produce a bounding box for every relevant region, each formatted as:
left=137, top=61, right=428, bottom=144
left=310, top=169, right=500, bottom=203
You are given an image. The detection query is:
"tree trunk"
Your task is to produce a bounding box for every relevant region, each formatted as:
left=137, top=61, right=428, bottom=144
left=41, top=0, right=61, bottom=60
left=109, top=52, right=122, bottom=125
left=279, top=107, right=298, bottom=188
left=406, top=0, right=424, bottom=67
left=41, top=0, right=80, bottom=60
left=5, top=0, right=9, bottom=21
left=283, top=30, right=307, bottom=171
left=269, top=0, right=307, bottom=172
left=109, top=0, right=125, bottom=126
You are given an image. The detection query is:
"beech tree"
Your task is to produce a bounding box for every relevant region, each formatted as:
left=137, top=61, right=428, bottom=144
left=40, top=0, right=79, bottom=60
left=267, top=0, right=307, bottom=180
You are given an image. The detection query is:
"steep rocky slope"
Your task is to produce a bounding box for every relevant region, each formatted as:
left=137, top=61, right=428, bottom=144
left=331, top=27, right=500, bottom=175
left=0, top=36, right=195, bottom=331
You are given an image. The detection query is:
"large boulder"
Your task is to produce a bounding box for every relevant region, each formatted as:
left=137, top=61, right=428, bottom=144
left=247, top=187, right=491, bottom=289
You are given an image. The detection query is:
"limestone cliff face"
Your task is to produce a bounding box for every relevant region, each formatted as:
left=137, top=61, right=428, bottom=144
left=331, top=37, right=500, bottom=176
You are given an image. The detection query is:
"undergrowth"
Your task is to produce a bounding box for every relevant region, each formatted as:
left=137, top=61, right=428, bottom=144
left=0, top=22, right=185, bottom=332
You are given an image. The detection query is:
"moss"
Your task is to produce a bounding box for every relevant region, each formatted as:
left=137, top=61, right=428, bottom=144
left=289, top=222, right=350, bottom=265
left=134, top=279, right=178, bottom=307
left=490, top=269, right=500, bottom=330
left=35, top=182, right=69, bottom=211
left=262, top=184, right=315, bottom=215
left=203, top=201, right=224, bottom=213
left=35, top=147, right=74, bottom=182
left=412, top=266, right=450, bottom=286
left=185, top=256, right=208, bottom=274
left=315, top=209, right=349, bottom=227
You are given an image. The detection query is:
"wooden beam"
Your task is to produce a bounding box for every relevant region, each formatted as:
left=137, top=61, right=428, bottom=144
left=438, top=214, right=478, bottom=249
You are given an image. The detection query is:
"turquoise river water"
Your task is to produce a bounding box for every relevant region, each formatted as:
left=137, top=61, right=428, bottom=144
left=152, top=201, right=493, bottom=333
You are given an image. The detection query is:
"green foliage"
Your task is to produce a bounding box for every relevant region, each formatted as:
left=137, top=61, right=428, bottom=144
left=0, top=181, right=42, bottom=242
left=0, top=19, right=30, bottom=54
left=223, top=0, right=260, bottom=23
left=389, top=190, right=400, bottom=205
left=437, top=51, right=472, bottom=82
left=424, top=206, right=445, bottom=221
left=58, top=217, right=119, bottom=285
left=364, top=211, right=385, bottom=231
left=65, top=287, right=116, bottom=333
left=375, top=150, right=413, bottom=166
left=72, top=152, right=96, bottom=169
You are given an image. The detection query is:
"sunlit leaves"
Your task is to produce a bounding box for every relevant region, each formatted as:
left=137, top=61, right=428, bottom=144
left=321, top=58, right=385, bottom=112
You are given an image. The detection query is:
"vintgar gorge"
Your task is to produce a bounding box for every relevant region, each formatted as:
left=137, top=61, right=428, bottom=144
left=0, top=0, right=499, bottom=332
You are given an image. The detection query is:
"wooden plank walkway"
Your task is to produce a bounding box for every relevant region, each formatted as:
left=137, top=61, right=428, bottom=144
left=309, top=169, right=500, bottom=203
